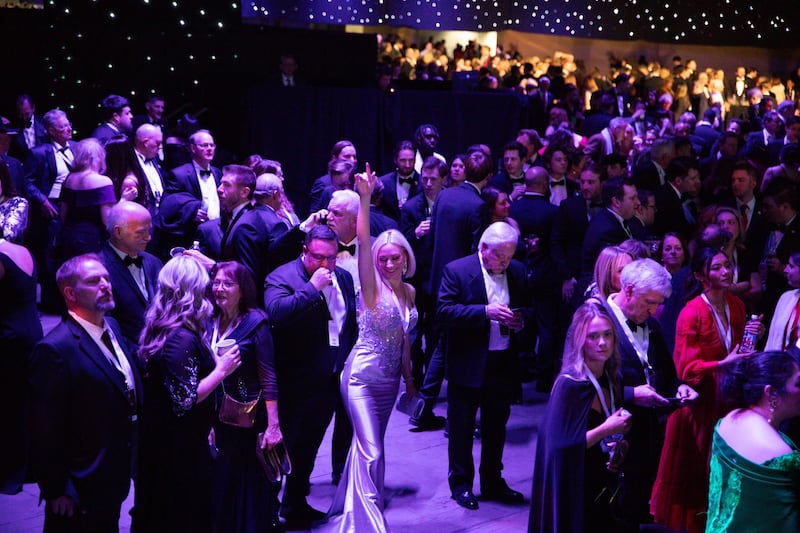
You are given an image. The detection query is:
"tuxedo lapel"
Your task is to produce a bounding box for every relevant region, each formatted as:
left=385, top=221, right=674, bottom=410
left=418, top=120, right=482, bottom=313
left=106, top=248, right=148, bottom=307
left=67, top=318, right=129, bottom=399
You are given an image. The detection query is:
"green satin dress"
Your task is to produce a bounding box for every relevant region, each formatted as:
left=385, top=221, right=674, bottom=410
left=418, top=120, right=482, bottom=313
left=706, top=421, right=800, bottom=532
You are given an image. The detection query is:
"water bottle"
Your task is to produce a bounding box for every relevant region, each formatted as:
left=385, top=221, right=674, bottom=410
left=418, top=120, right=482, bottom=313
left=191, top=240, right=201, bottom=251
left=740, top=314, right=759, bottom=353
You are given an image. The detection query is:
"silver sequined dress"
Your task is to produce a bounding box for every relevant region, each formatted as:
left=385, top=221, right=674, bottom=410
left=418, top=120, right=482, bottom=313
left=325, top=289, right=417, bottom=533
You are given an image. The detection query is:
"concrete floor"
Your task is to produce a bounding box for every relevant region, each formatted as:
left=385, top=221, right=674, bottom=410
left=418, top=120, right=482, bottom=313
left=0, top=314, right=548, bottom=532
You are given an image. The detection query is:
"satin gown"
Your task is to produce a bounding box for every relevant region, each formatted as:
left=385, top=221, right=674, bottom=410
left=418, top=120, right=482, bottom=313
left=325, top=288, right=418, bottom=533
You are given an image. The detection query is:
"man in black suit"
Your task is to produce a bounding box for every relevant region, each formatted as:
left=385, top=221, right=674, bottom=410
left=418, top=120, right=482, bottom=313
left=23, top=108, right=78, bottom=310
left=9, top=94, right=49, bottom=161
left=412, top=124, right=446, bottom=174
left=368, top=178, right=399, bottom=236
left=0, top=123, right=27, bottom=200
left=28, top=253, right=143, bottom=532
left=693, top=109, right=722, bottom=156
left=742, top=110, right=781, bottom=157
left=652, top=156, right=701, bottom=240
left=99, top=202, right=162, bottom=345
left=516, top=129, right=544, bottom=170
left=552, top=164, right=605, bottom=306
left=438, top=221, right=530, bottom=510
left=90, top=94, right=133, bottom=145
left=766, top=116, right=800, bottom=166
left=575, top=177, right=639, bottom=303
left=729, top=161, right=768, bottom=252
left=582, top=92, right=616, bottom=138
left=379, top=140, right=419, bottom=221
left=133, top=124, right=166, bottom=220
left=264, top=226, right=357, bottom=529
left=312, top=160, right=354, bottom=217
left=488, top=140, right=526, bottom=200
left=251, top=172, right=306, bottom=274
left=401, top=157, right=447, bottom=427
left=132, top=95, right=167, bottom=133
left=606, top=259, right=697, bottom=529
left=761, top=179, right=800, bottom=319
left=308, top=140, right=357, bottom=216
left=632, top=137, right=675, bottom=193
left=529, top=75, right=554, bottom=135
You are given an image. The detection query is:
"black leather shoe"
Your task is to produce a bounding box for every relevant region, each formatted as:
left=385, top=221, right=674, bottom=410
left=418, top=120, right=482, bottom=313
left=452, top=490, right=479, bottom=510
left=280, top=504, right=327, bottom=530
left=409, top=411, right=446, bottom=430
left=481, top=480, right=524, bottom=504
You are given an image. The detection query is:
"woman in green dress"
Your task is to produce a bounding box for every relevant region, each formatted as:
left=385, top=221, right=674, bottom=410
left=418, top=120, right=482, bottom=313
left=708, top=351, right=800, bottom=532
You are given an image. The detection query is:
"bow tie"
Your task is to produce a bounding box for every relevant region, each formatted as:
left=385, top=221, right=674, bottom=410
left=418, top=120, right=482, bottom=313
left=550, top=180, right=566, bottom=187
left=123, top=255, right=143, bottom=268
left=338, top=243, right=356, bottom=255
left=509, top=176, right=525, bottom=184
left=626, top=318, right=643, bottom=332
left=398, top=175, right=415, bottom=186
left=199, top=169, right=212, bottom=178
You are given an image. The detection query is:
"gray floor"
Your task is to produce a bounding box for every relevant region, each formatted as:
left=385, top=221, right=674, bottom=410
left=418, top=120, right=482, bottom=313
left=0, top=314, right=548, bottom=532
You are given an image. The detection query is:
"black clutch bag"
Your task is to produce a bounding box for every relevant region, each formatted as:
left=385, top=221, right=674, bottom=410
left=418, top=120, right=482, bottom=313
left=256, top=434, right=292, bottom=482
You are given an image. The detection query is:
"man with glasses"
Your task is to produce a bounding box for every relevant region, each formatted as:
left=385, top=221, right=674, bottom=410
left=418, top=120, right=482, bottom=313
left=264, top=225, right=358, bottom=529
left=164, top=129, right=222, bottom=223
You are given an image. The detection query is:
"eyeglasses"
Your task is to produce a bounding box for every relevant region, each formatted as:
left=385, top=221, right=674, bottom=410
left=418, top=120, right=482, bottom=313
left=211, top=280, right=238, bottom=289
left=195, top=143, right=216, bottom=149
left=307, top=251, right=338, bottom=263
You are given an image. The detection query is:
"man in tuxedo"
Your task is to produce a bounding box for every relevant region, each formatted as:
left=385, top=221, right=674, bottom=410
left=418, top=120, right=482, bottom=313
left=529, top=75, right=554, bottom=134
left=10, top=94, right=49, bottom=161
left=326, top=189, right=361, bottom=289
left=575, top=177, right=639, bottom=303
left=729, top=161, right=768, bottom=252
left=251, top=172, right=306, bottom=276
left=742, top=110, right=781, bottom=156
left=99, top=202, right=162, bottom=345
left=133, top=124, right=165, bottom=220
left=90, top=94, right=133, bottom=145
left=438, top=221, right=530, bottom=510
left=632, top=137, right=676, bottom=193
left=653, top=156, right=701, bottom=240
left=312, top=160, right=354, bottom=216
left=606, top=259, right=698, bottom=529
left=264, top=226, right=357, bottom=529
left=132, top=95, right=168, bottom=161
left=379, top=140, right=419, bottom=221
left=516, top=129, right=544, bottom=170
left=412, top=124, right=446, bottom=173
left=308, top=140, right=357, bottom=215
left=0, top=123, right=27, bottom=199
left=28, top=253, right=143, bottom=532
left=761, top=179, right=800, bottom=319
left=401, top=157, right=448, bottom=428
left=24, top=108, right=78, bottom=311
left=488, top=140, right=526, bottom=200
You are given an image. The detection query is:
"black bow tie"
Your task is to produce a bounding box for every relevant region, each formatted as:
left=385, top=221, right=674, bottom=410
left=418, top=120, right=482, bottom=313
left=199, top=169, right=212, bottom=178
left=398, top=175, right=415, bottom=186
left=509, top=176, right=525, bottom=184
left=550, top=180, right=566, bottom=187
left=626, top=318, right=642, bottom=332
left=338, top=243, right=356, bottom=255
left=123, top=255, right=143, bottom=268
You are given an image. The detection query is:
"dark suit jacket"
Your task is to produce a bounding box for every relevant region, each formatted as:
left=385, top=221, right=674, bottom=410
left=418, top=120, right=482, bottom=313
left=369, top=205, right=399, bottom=237
left=91, top=123, right=126, bottom=145
left=693, top=124, right=721, bottom=153
left=509, top=193, right=559, bottom=292
left=400, top=193, right=434, bottom=293
left=632, top=160, right=664, bottom=193
left=764, top=215, right=800, bottom=314
left=653, top=183, right=694, bottom=239
left=582, top=111, right=614, bottom=138
left=23, top=141, right=79, bottom=205
left=195, top=218, right=223, bottom=259
left=250, top=204, right=305, bottom=276
left=265, top=259, right=358, bottom=391
left=99, top=243, right=162, bottom=344
left=308, top=173, right=332, bottom=215
left=577, top=208, right=631, bottom=295
left=487, top=171, right=525, bottom=196
left=379, top=170, right=419, bottom=221
left=165, top=162, right=222, bottom=199
left=28, top=315, right=143, bottom=507
left=0, top=154, right=26, bottom=199
left=429, top=182, right=484, bottom=296
left=551, top=195, right=591, bottom=282
left=437, top=254, right=530, bottom=388
left=221, top=204, right=272, bottom=291
left=10, top=115, right=48, bottom=161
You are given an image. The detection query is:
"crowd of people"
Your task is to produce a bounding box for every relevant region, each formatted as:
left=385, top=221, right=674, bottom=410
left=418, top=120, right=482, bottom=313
left=3, top=41, right=800, bottom=533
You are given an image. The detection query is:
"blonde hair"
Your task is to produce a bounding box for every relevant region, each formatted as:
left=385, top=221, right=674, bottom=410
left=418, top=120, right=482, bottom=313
left=371, top=229, right=416, bottom=279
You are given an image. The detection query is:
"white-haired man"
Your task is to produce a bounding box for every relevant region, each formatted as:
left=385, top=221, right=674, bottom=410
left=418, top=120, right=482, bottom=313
left=437, top=221, right=531, bottom=510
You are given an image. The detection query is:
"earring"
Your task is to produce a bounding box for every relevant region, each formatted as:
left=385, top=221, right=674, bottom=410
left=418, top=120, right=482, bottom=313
left=402, top=261, right=408, bottom=277
left=768, top=397, right=778, bottom=424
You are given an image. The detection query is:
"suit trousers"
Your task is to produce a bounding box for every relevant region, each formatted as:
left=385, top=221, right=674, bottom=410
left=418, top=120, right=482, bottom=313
left=44, top=500, right=121, bottom=533
left=447, top=350, right=514, bottom=494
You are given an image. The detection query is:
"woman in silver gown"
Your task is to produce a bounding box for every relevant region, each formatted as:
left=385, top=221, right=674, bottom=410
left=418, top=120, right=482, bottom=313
left=325, top=164, right=418, bottom=532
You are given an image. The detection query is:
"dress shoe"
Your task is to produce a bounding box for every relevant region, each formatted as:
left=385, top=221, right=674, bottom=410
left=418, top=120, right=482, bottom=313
left=481, top=480, right=524, bottom=504
left=452, top=490, right=479, bottom=510
left=409, top=411, right=446, bottom=430
left=280, top=504, right=327, bottom=530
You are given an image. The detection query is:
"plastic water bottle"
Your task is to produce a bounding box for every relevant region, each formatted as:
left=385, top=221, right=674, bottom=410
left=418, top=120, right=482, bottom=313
left=741, top=314, right=759, bottom=353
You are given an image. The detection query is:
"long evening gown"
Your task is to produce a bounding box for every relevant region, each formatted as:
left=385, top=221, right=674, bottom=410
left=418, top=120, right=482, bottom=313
left=325, top=285, right=418, bottom=533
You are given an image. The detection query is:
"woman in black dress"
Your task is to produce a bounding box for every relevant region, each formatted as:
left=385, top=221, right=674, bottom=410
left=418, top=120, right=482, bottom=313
left=209, top=261, right=283, bottom=532
left=133, top=255, right=240, bottom=532
left=0, top=237, right=42, bottom=493
left=529, top=302, right=632, bottom=532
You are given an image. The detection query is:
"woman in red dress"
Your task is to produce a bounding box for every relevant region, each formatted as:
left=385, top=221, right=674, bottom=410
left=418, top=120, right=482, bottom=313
left=650, top=247, right=764, bottom=532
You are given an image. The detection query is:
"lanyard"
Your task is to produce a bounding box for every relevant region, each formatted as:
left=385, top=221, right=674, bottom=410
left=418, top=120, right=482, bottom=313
left=584, top=363, right=615, bottom=418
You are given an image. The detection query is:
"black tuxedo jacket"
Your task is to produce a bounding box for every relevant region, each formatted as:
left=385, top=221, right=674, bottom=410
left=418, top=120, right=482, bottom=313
left=91, top=123, right=126, bottom=145
left=221, top=204, right=272, bottom=291
left=195, top=218, right=223, bottom=259
left=437, top=254, right=530, bottom=388
left=308, top=173, right=332, bottom=214
left=487, top=171, right=525, bottom=196
left=0, top=154, right=26, bottom=199
left=165, top=162, right=222, bottom=200
left=509, top=193, right=559, bottom=290
left=265, top=259, right=358, bottom=390
left=653, top=183, right=694, bottom=240
left=23, top=140, right=79, bottom=205
left=551, top=195, right=591, bottom=282
left=250, top=204, right=304, bottom=276
left=400, top=192, right=434, bottom=293
left=379, top=170, right=419, bottom=221
left=28, top=315, right=143, bottom=507
left=369, top=205, right=398, bottom=237
left=10, top=115, right=48, bottom=161
left=632, top=160, right=663, bottom=193
left=577, top=208, right=631, bottom=294
left=99, top=243, right=162, bottom=344
left=693, top=124, right=721, bottom=153
left=429, top=182, right=484, bottom=296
